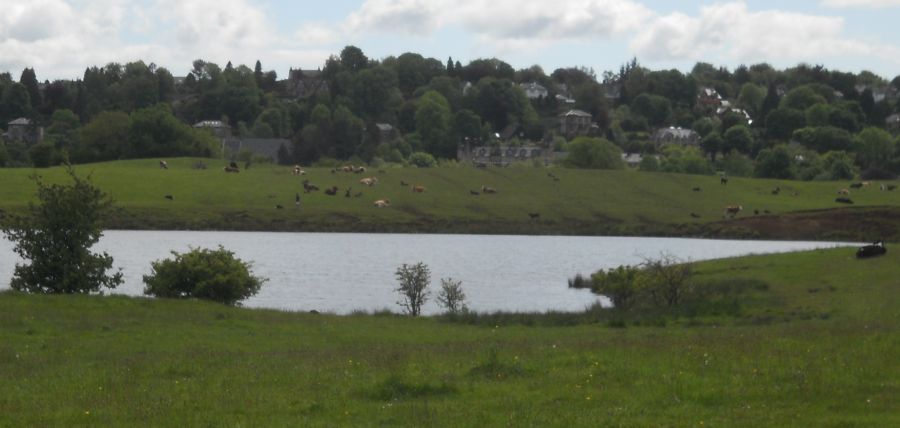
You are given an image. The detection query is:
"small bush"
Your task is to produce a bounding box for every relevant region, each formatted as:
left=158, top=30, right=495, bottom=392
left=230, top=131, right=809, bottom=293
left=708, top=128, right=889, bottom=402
left=437, top=278, right=467, bottom=314
left=143, top=246, right=266, bottom=306
left=408, top=152, right=437, bottom=167
left=395, top=262, right=430, bottom=316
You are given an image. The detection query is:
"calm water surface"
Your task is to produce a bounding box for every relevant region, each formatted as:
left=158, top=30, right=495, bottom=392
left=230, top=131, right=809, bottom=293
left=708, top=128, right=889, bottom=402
left=0, top=231, right=850, bottom=315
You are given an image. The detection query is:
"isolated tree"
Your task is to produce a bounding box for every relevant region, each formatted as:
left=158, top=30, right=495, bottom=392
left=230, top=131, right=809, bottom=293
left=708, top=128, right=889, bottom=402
left=1, top=167, right=122, bottom=294
left=143, top=246, right=266, bottom=306
left=640, top=254, right=694, bottom=308
left=437, top=278, right=467, bottom=314
left=395, top=262, right=430, bottom=316
left=754, top=144, right=794, bottom=179
left=564, top=137, right=624, bottom=169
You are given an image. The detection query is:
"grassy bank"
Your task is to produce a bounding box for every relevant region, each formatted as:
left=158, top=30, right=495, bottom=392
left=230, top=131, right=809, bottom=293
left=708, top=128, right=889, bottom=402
left=1, top=247, right=897, bottom=426
left=1, top=158, right=899, bottom=240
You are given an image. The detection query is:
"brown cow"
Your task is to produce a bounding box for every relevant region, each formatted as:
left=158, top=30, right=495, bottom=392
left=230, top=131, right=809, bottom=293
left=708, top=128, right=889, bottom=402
left=481, top=185, right=497, bottom=194
left=374, top=199, right=390, bottom=208
left=412, top=185, right=426, bottom=193
left=837, top=188, right=850, bottom=195
left=302, top=179, right=319, bottom=193
left=724, top=205, right=742, bottom=217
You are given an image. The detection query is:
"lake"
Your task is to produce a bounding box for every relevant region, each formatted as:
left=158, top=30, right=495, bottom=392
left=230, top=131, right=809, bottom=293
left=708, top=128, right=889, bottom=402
left=0, top=231, right=850, bottom=315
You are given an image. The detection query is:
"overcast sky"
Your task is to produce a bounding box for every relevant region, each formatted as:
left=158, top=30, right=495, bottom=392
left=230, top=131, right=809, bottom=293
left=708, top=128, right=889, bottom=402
left=1, top=0, right=898, bottom=82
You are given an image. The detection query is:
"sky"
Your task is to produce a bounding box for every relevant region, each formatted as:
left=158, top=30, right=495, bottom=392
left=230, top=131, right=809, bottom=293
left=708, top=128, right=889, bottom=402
left=1, top=0, right=899, bottom=82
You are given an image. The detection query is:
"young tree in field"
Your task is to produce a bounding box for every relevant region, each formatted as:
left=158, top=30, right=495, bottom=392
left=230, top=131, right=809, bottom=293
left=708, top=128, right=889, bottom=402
left=437, top=278, right=467, bottom=314
left=395, top=262, right=430, bottom=316
left=1, top=167, right=122, bottom=293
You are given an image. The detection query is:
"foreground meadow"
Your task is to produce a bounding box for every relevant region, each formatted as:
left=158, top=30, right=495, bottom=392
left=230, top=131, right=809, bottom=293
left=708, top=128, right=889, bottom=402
left=0, top=247, right=897, bottom=426
left=0, top=158, right=899, bottom=239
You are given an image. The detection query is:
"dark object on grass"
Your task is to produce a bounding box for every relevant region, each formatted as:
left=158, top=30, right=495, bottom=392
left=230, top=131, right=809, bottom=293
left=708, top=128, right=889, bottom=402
left=528, top=212, right=540, bottom=220
left=849, top=182, right=863, bottom=189
left=324, top=186, right=338, bottom=196
left=345, top=187, right=351, bottom=197
left=856, top=241, right=886, bottom=259
left=690, top=212, right=701, bottom=218
left=470, top=190, right=480, bottom=195
left=275, top=204, right=283, bottom=209
left=835, top=197, right=853, bottom=204
left=164, top=194, right=173, bottom=200
left=692, top=187, right=701, bottom=192
left=720, top=177, right=728, bottom=185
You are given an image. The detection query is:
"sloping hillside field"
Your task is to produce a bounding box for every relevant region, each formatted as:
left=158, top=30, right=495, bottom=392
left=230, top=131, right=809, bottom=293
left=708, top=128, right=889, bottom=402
left=0, top=158, right=899, bottom=239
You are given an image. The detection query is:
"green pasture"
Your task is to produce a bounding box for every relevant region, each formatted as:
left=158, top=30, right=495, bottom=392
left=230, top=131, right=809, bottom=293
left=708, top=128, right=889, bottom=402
left=0, top=247, right=897, bottom=426
left=1, top=158, right=898, bottom=236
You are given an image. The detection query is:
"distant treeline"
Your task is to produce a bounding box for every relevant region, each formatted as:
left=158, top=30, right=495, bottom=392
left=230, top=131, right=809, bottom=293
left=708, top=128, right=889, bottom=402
left=1, top=47, right=899, bottom=180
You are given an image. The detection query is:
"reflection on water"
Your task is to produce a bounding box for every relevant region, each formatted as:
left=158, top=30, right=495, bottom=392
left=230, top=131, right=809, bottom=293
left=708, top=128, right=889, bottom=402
left=0, top=231, right=847, bottom=315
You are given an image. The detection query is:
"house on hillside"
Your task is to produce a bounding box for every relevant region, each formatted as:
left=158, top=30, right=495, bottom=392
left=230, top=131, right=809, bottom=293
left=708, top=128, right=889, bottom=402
left=558, top=109, right=594, bottom=138
left=457, top=144, right=552, bottom=166
left=887, top=114, right=900, bottom=134
left=3, top=118, right=43, bottom=145
left=374, top=123, right=397, bottom=144
left=223, top=137, right=291, bottom=162
left=652, top=127, right=700, bottom=147
left=193, top=120, right=232, bottom=140
left=284, top=68, right=329, bottom=99
left=520, top=82, right=548, bottom=99
left=698, top=87, right=722, bottom=107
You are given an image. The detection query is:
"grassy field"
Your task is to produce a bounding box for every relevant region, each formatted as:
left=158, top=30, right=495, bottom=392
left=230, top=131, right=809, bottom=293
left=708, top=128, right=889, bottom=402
left=1, top=158, right=899, bottom=239
left=0, top=247, right=897, bottom=426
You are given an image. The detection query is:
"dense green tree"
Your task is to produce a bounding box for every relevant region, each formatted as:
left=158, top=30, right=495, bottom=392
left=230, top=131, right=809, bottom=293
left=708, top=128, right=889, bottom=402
left=855, top=127, right=895, bottom=170
left=821, top=150, right=857, bottom=180
left=352, top=66, right=400, bottom=120
left=332, top=105, right=365, bottom=159
left=630, top=93, right=671, bottom=127
left=1, top=167, right=122, bottom=294
left=722, top=125, right=753, bottom=154
left=388, top=52, right=444, bottom=97
left=339, top=45, right=369, bottom=73
left=0, top=82, right=31, bottom=122
left=765, top=108, right=806, bottom=140
left=737, top=83, right=766, bottom=117
left=659, top=145, right=712, bottom=175
left=563, top=137, right=624, bottom=169
left=454, top=109, right=483, bottom=144
left=19, top=68, right=41, bottom=114
left=463, top=58, right=515, bottom=82
left=45, top=109, right=81, bottom=154
left=415, top=91, right=453, bottom=158
left=792, top=126, right=854, bottom=153
left=128, top=104, right=218, bottom=158
left=780, top=86, right=827, bottom=111
left=754, top=144, right=793, bottom=179
left=76, top=111, right=131, bottom=161
left=700, top=132, right=724, bottom=161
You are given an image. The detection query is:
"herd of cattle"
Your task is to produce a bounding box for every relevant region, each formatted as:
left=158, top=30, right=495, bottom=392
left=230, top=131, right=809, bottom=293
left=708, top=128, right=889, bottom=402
left=156, top=160, right=895, bottom=228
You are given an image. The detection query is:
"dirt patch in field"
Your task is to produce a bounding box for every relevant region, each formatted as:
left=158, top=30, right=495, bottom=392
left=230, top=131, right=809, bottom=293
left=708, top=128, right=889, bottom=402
left=700, top=207, right=900, bottom=241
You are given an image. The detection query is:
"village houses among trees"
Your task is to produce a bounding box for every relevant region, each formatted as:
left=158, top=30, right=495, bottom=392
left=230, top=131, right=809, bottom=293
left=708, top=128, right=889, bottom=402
left=2, top=48, right=900, bottom=180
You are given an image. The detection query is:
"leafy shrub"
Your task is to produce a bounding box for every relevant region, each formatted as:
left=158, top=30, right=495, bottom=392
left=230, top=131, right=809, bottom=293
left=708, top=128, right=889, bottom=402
left=408, top=151, right=437, bottom=167
left=437, top=278, right=467, bottom=314
left=143, top=246, right=266, bottom=305
left=590, top=265, right=641, bottom=311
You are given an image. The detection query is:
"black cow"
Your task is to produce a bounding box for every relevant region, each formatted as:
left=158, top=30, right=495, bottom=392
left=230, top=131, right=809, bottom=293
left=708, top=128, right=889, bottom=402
left=856, top=241, right=886, bottom=259
left=835, top=197, right=854, bottom=204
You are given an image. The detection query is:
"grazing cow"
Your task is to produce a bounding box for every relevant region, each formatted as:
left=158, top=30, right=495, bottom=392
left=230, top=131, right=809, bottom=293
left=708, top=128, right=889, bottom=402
left=528, top=212, right=540, bottom=220
left=355, top=166, right=366, bottom=174
left=292, top=165, right=305, bottom=176
left=275, top=204, right=284, bottom=209
left=412, top=185, right=426, bottom=193
left=856, top=241, right=886, bottom=259
left=400, top=180, right=409, bottom=186
left=692, top=187, right=701, bottom=192
left=470, top=190, right=480, bottom=196
left=754, top=209, right=759, bottom=215
left=302, top=179, right=319, bottom=193
left=837, top=188, right=850, bottom=195
left=324, top=186, right=338, bottom=196
left=690, top=212, right=701, bottom=218
left=720, top=177, right=728, bottom=185
left=164, top=194, right=173, bottom=200
left=850, top=182, right=863, bottom=189
left=723, top=205, right=742, bottom=217
left=835, top=197, right=853, bottom=204
left=360, top=177, right=378, bottom=187
left=342, top=165, right=353, bottom=172
left=373, top=199, right=390, bottom=208
left=345, top=188, right=352, bottom=197
left=229, top=161, right=239, bottom=169
left=481, top=185, right=497, bottom=194
left=223, top=166, right=240, bottom=173
left=159, top=160, right=168, bottom=169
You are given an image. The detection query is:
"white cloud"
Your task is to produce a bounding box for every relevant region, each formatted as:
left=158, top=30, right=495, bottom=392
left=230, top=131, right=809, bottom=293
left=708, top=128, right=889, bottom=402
left=632, top=2, right=900, bottom=67
left=345, top=0, right=654, bottom=41
left=821, top=0, right=900, bottom=7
